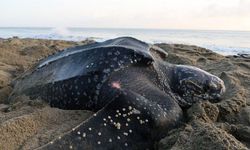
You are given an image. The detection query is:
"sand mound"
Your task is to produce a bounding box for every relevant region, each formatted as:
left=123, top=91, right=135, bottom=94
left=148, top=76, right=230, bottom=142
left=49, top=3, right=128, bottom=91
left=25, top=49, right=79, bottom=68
left=0, top=105, right=92, bottom=150
left=0, top=38, right=249, bottom=149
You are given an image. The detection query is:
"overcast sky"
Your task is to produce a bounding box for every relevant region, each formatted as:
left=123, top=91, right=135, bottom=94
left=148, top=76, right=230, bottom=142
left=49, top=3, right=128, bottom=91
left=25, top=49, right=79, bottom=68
left=0, top=0, right=249, bottom=30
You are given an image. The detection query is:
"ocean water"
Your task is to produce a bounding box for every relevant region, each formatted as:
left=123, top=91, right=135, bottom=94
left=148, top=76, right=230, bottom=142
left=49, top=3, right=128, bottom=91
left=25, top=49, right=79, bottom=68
left=0, top=27, right=250, bottom=55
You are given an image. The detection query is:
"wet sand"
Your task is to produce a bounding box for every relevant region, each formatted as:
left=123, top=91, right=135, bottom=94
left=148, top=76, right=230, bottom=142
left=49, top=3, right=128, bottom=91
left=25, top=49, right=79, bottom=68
left=0, top=38, right=250, bottom=149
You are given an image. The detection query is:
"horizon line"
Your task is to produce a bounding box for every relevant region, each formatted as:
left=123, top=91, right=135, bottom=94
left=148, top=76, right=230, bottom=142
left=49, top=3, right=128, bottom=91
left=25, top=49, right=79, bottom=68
left=0, top=26, right=250, bottom=32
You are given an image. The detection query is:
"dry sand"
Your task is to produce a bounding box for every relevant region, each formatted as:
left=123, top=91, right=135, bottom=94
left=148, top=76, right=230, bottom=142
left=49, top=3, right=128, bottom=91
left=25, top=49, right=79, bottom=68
left=0, top=38, right=249, bottom=150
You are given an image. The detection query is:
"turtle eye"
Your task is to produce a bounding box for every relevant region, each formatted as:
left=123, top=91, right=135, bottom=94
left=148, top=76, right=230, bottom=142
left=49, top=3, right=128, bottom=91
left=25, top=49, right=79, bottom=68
left=186, top=80, right=202, bottom=91
left=181, top=79, right=203, bottom=94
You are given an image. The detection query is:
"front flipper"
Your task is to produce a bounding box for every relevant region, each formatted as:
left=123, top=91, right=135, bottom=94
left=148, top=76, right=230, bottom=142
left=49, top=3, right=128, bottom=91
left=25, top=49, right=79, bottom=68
left=39, top=90, right=182, bottom=150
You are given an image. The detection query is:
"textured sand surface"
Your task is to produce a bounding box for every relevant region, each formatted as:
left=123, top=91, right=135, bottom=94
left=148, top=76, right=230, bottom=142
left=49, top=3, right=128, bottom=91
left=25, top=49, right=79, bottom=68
left=0, top=38, right=250, bottom=149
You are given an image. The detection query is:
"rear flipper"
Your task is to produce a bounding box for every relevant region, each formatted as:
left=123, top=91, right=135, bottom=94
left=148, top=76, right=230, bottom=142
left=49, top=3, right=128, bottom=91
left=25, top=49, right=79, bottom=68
left=38, top=89, right=182, bottom=150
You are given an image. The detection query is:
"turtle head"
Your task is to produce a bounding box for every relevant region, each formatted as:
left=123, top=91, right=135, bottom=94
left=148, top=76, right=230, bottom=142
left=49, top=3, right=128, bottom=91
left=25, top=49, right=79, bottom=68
left=172, top=65, right=225, bottom=106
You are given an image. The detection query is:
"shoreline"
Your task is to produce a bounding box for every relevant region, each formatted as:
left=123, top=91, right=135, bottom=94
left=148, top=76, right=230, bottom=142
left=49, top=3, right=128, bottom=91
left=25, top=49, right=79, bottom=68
left=0, top=38, right=250, bottom=149
left=1, top=36, right=250, bottom=56
left=1, top=27, right=250, bottom=55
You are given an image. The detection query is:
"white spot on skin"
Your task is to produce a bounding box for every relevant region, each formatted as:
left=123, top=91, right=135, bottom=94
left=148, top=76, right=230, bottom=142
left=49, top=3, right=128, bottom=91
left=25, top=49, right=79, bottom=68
left=109, top=138, right=112, bottom=142
left=98, top=132, right=102, bottom=136
left=83, top=133, right=86, bottom=137
left=97, top=141, right=101, bottom=144
left=104, top=123, right=107, bottom=126
left=127, top=118, right=131, bottom=122
left=132, top=109, right=141, bottom=114
left=140, top=120, right=145, bottom=124
left=69, top=145, right=73, bottom=149
left=129, top=129, right=132, bottom=133
left=115, top=122, right=121, bottom=129
left=88, top=128, right=92, bottom=131
left=123, top=132, right=128, bottom=136
left=103, top=68, right=111, bottom=73
left=117, top=136, right=121, bottom=140
left=77, top=131, right=81, bottom=135
left=125, top=143, right=128, bottom=146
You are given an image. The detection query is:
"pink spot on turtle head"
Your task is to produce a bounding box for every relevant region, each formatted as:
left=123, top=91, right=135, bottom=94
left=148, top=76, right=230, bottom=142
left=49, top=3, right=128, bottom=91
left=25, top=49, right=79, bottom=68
left=112, top=81, right=121, bottom=89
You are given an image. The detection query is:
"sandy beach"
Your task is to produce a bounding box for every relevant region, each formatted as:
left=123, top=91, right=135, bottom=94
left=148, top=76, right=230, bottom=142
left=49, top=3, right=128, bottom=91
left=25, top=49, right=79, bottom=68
left=0, top=37, right=250, bottom=150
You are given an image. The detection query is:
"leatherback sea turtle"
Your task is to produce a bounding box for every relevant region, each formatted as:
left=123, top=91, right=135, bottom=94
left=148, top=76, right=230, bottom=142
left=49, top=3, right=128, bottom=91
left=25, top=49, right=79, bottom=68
left=11, top=37, right=225, bottom=150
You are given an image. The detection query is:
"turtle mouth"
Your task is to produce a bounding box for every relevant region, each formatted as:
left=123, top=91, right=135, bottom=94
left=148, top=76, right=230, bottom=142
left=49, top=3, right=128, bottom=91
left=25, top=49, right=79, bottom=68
left=181, top=92, right=222, bottom=105
left=180, top=82, right=225, bottom=104
left=196, top=93, right=222, bottom=103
